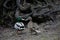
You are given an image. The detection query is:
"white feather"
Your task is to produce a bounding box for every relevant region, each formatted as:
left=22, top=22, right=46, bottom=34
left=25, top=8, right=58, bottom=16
left=35, top=30, right=41, bottom=33
left=14, top=22, right=25, bottom=30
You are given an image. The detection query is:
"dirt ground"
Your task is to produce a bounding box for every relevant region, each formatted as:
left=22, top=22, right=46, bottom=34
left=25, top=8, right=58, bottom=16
left=0, top=21, right=60, bottom=40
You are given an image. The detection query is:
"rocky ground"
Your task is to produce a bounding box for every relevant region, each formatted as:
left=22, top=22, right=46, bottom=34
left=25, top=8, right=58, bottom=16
left=1, top=0, right=60, bottom=40
left=0, top=20, right=60, bottom=40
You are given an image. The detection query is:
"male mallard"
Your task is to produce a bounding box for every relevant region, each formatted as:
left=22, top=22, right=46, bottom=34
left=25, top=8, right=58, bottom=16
left=14, top=16, right=25, bottom=34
